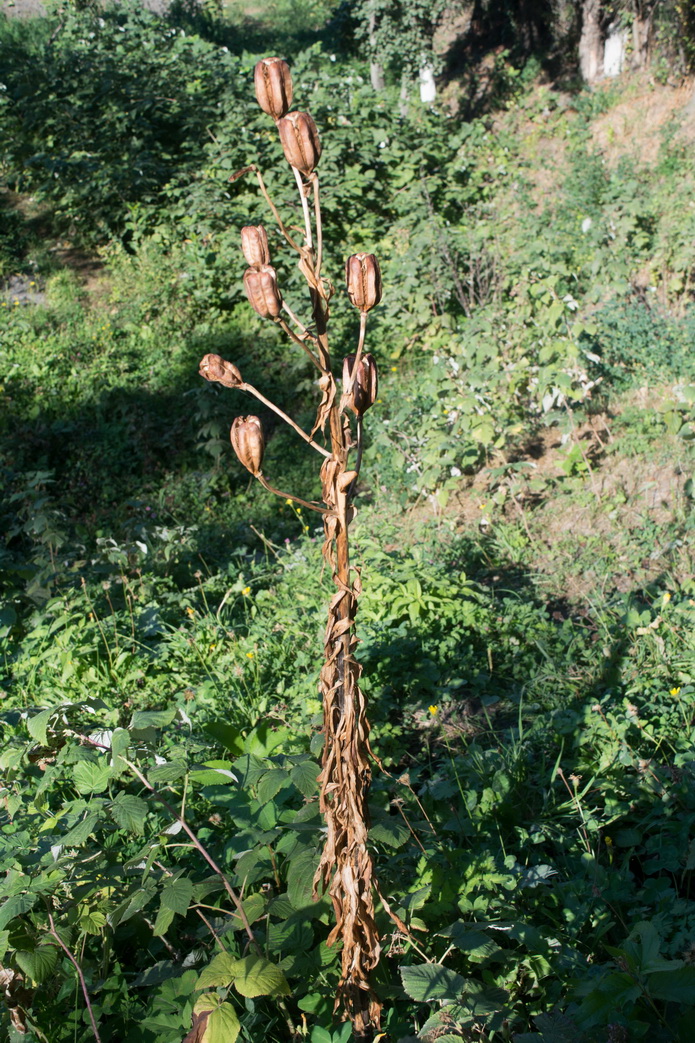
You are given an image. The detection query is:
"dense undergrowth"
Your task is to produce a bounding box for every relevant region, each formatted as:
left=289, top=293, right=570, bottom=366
left=1, top=2, right=695, bottom=1041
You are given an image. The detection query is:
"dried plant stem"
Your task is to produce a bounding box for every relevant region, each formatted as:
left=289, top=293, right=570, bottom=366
left=258, top=475, right=329, bottom=515
left=240, top=381, right=331, bottom=457
left=293, top=165, right=313, bottom=252
left=344, top=312, right=368, bottom=398
left=347, top=416, right=364, bottom=500
left=281, top=302, right=319, bottom=343
left=311, top=289, right=381, bottom=1036
left=276, top=316, right=323, bottom=371
left=312, top=174, right=323, bottom=279
left=47, top=914, right=102, bottom=1043
left=251, top=166, right=302, bottom=253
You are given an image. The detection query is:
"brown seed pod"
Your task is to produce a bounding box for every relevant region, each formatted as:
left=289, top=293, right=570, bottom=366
left=199, top=353, right=243, bottom=388
left=230, top=415, right=265, bottom=475
left=243, top=265, right=283, bottom=319
left=254, top=57, right=293, bottom=120
left=346, top=253, right=382, bottom=312
left=342, top=353, right=379, bottom=416
left=277, top=111, right=321, bottom=177
left=240, top=225, right=270, bottom=268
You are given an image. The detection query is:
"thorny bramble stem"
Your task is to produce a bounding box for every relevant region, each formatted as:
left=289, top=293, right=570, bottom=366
left=48, top=914, right=103, bottom=1043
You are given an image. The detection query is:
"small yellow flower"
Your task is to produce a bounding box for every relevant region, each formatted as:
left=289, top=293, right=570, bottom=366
left=285, top=498, right=292, bottom=505
left=303, top=525, right=309, bottom=532
left=662, top=592, right=672, bottom=605
left=186, top=606, right=195, bottom=618
left=428, top=705, right=438, bottom=715
left=478, top=503, right=486, bottom=509
left=605, top=835, right=613, bottom=846
left=246, top=652, right=254, bottom=659
left=670, top=687, right=681, bottom=696
left=242, top=586, right=251, bottom=596
left=390, top=366, right=398, bottom=372
left=209, top=644, right=216, bottom=651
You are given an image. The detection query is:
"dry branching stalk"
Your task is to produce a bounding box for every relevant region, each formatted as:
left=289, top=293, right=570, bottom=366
left=198, top=57, right=386, bottom=1041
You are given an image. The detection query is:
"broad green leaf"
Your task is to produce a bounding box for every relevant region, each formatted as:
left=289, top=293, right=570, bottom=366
left=459, top=984, right=508, bottom=1015
left=203, top=722, right=244, bottom=754
left=401, top=884, right=431, bottom=911
left=153, top=906, right=175, bottom=937
left=60, top=813, right=100, bottom=848
left=73, top=760, right=112, bottom=795
left=287, top=848, right=319, bottom=909
left=193, top=996, right=241, bottom=1043
left=230, top=954, right=290, bottom=998
left=78, top=910, right=107, bottom=935
left=131, top=961, right=181, bottom=988
left=196, top=952, right=238, bottom=990
left=439, top=923, right=502, bottom=961
left=189, top=761, right=238, bottom=786
left=243, top=722, right=289, bottom=756
left=148, top=759, right=187, bottom=784
left=15, top=944, right=58, bottom=983
left=289, top=759, right=319, bottom=796
left=130, top=708, right=177, bottom=730
left=369, top=818, right=410, bottom=849
left=27, top=708, right=54, bottom=746
left=110, top=728, right=130, bottom=771
left=257, top=768, right=290, bottom=803
left=648, top=966, right=695, bottom=1003
left=0, top=931, right=8, bottom=961
left=161, top=876, right=194, bottom=915
left=0, top=894, right=38, bottom=932
left=109, top=793, right=148, bottom=834
left=400, top=963, right=467, bottom=1003
left=228, top=892, right=265, bottom=930
left=310, top=1028, right=332, bottom=1043
left=205, top=1002, right=241, bottom=1043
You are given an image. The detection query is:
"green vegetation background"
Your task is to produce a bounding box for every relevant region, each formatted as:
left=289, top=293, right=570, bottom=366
left=1, top=1, right=695, bottom=1041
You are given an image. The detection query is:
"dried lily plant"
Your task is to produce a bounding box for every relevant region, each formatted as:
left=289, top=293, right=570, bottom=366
left=198, top=58, right=386, bottom=1040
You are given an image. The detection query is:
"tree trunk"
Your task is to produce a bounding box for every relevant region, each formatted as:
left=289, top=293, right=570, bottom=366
left=579, top=0, right=604, bottom=83
left=631, top=2, right=655, bottom=69
left=368, top=9, right=385, bottom=91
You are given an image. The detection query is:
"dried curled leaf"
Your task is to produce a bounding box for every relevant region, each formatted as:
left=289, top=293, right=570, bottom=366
left=254, top=57, right=293, bottom=120
left=313, top=373, right=336, bottom=437
left=199, top=353, right=243, bottom=388
left=277, top=111, right=321, bottom=176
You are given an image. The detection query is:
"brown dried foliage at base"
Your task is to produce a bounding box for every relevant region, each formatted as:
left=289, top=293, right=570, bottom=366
left=313, top=463, right=381, bottom=1038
